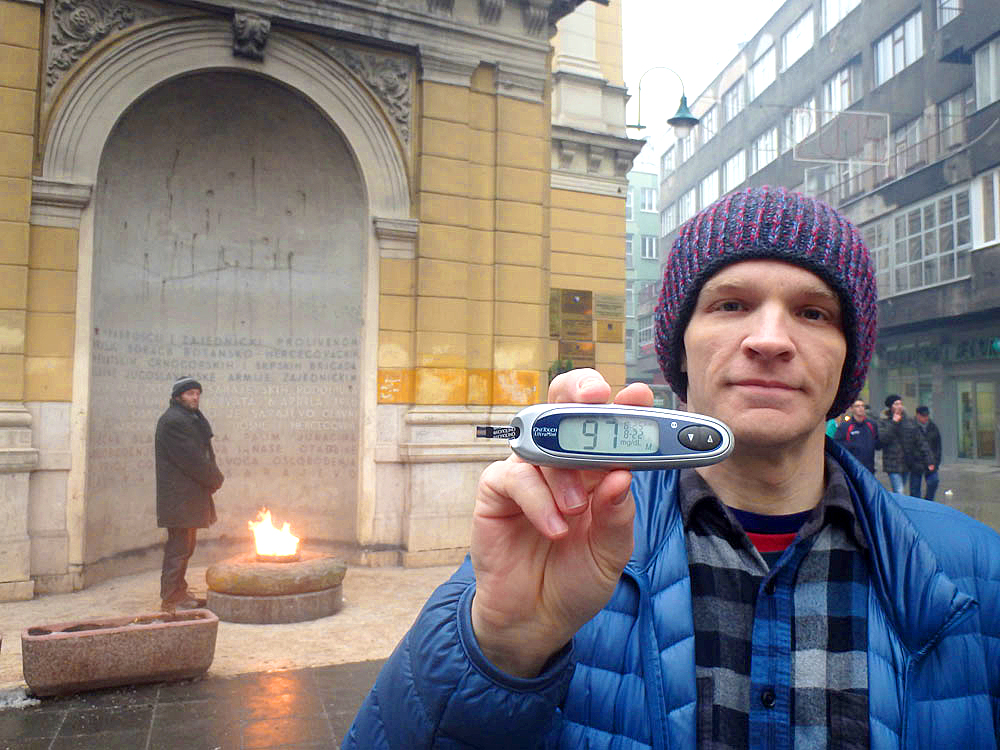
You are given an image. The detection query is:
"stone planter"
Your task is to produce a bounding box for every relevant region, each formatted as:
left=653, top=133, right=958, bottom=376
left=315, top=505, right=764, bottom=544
left=21, top=609, right=218, bottom=697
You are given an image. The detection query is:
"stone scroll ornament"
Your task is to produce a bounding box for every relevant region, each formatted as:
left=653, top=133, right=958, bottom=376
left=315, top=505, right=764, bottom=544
left=232, top=12, right=270, bottom=61
left=327, top=46, right=413, bottom=145
left=521, top=0, right=550, bottom=36
left=47, top=0, right=147, bottom=86
left=479, top=0, right=502, bottom=24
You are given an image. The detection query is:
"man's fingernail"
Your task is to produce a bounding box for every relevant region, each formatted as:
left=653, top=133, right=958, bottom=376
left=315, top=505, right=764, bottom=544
left=612, top=490, right=631, bottom=506
left=565, top=487, right=587, bottom=510
left=548, top=514, right=568, bottom=536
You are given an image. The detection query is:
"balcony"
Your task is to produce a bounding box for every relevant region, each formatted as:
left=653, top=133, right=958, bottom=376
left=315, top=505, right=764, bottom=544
left=808, top=116, right=973, bottom=208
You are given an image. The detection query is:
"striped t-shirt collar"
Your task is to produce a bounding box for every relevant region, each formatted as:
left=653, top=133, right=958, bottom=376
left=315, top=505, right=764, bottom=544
left=677, top=455, right=868, bottom=552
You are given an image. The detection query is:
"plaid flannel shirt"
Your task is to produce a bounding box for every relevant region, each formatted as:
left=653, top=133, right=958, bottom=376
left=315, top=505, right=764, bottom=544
left=681, top=458, right=871, bottom=750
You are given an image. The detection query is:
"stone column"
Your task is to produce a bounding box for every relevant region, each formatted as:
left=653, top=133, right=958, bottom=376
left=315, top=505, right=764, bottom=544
left=0, top=0, right=43, bottom=601
left=0, top=402, right=38, bottom=600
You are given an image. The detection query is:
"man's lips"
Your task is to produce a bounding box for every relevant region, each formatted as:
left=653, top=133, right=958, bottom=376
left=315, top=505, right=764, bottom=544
left=731, top=379, right=799, bottom=391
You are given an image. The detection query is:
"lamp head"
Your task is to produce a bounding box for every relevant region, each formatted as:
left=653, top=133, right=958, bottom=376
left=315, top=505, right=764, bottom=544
left=667, top=94, right=699, bottom=138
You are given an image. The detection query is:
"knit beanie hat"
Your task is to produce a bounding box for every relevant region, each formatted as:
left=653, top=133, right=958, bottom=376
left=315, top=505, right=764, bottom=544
left=171, top=376, right=203, bottom=399
left=884, top=394, right=901, bottom=410
left=654, top=186, right=877, bottom=419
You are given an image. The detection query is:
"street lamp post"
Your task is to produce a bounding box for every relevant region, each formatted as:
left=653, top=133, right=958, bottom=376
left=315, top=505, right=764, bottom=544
left=627, top=66, right=699, bottom=138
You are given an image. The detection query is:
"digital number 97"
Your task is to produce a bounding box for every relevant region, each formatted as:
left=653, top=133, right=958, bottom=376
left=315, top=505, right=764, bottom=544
left=581, top=419, right=619, bottom=450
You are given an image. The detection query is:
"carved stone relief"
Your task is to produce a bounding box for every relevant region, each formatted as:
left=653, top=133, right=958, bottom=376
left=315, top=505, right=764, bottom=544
left=232, top=12, right=270, bottom=61
left=521, top=0, right=550, bottom=37
left=479, top=0, right=503, bottom=24
left=326, top=46, right=413, bottom=145
left=47, top=0, right=158, bottom=88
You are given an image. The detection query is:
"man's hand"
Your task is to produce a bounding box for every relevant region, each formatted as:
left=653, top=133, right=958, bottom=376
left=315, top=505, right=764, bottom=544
left=469, top=369, right=653, bottom=677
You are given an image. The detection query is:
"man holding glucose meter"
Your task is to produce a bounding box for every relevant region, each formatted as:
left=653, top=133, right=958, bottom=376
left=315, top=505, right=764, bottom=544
left=346, top=187, right=1000, bottom=749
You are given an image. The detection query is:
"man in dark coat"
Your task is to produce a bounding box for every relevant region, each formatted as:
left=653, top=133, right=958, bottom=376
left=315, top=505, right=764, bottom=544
left=833, top=398, right=880, bottom=472
left=878, top=394, right=932, bottom=496
left=155, top=376, right=224, bottom=610
left=912, top=405, right=942, bottom=500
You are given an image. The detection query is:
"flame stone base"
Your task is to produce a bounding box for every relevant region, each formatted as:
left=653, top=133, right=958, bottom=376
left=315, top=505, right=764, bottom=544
left=206, top=585, right=343, bottom=624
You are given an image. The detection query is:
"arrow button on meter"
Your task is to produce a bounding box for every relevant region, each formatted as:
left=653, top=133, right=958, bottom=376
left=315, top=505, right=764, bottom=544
left=677, top=425, right=723, bottom=451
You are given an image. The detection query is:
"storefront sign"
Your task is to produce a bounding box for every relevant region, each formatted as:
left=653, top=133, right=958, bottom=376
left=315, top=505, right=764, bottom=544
left=882, top=336, right=1000, bottom=368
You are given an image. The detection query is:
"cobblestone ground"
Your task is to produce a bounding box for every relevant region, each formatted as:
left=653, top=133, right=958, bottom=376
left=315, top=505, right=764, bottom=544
left=0, top=564, right=456, bottom=691
left=876, top=463, right=1000, bottom=533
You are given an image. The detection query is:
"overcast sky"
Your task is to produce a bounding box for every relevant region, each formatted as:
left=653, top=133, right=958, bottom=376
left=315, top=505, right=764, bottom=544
left=621, top=0, right=786, bottom=160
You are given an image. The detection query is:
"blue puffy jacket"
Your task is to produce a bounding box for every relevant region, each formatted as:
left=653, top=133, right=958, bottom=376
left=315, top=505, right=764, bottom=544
left=344, top=440, right=1000, bottom=748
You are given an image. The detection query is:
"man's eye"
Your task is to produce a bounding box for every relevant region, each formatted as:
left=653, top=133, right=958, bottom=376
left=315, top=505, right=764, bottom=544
left=800, top=308, right=828, bottom=321
left=715, top=301, right=743, bottom=312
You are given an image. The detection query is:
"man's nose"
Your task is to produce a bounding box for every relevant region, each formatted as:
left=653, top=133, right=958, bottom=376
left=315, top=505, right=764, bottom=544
left=741, top=304, right=795, bottom=360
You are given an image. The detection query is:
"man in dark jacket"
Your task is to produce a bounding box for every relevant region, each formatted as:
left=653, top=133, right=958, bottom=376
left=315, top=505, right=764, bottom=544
left=833, top=397, right=879, bottom=471
left=912, top=405, right=942, bottom=500
left=155, top=376, right=224, bottom=611
left=878, top=394, right=933, bottom=495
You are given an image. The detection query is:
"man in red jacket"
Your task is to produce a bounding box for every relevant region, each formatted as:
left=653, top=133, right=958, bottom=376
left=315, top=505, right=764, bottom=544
left=833, top=398, right=880, bottom=471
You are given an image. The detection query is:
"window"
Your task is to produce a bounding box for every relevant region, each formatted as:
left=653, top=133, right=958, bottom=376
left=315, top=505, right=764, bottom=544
left=661, top=146, right=676, bottom=175
left=641, top=235, right=657, bottom=260
left=722, top=80, right=745, bottom=122
left=625, top=280, right=634, bottom=317
left=874, top=11, right=923, bottom=87
left=678, top=189, right=696, bottom=223
left=893, top=118, right=925, bottom=173
left=640, top=187, right=657, bottom=212
left=722, top=151, right=746, bottom=192
left=979, top=170, right=999, bottom=247
left=783, top=97, right=817, bottom=153
left=937, top=0, right=962, bottom=28
left=822, top=60, right=861, bottom=124
left=938, top=87, right=974, bottom=151
left=867, top=188, right=970, bottom=297
left=748, top=46, right=776, bottom=101
left=625, top=189, right=633, bottom=221
left=678, top=132, right=694, bottom=162
left=781, top=10, right=814, bottom=71
left=638, top=314, right=654, bottom=346
left=862, top=220, right=891, bottom=298
left=625, top=234, right=633, bottom=269
left=699, top=106, right=718, bottom=144
left=751, top=128, right=779, bottom=173
left=822, top=0, right=860, bottom=35
left=699, top=170, right=719, bottom=209
left=975, top=36, right=1000, bottom=109
left=661, top=204, right=677, bottom=236
left=899, top=190, right=969, bottom=292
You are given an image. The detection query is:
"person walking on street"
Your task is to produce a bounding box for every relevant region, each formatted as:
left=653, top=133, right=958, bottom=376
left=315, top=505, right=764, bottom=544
left=345, top=187, right=1000, bottom=749
left=155, top=376, right=224, bottom=611
left=912, top=405, right=942, bottom=500
left=833, top=397, right=880, bottom=472
left=878, top=394, right=932, bottom=495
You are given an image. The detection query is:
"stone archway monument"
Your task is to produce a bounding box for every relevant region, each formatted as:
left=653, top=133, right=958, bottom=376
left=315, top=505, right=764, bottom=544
left=85, top=70, right=367, bottom=558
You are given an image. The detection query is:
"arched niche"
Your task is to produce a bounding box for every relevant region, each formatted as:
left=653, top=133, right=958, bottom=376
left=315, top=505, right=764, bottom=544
left=40, top=18, right=411, bottom=574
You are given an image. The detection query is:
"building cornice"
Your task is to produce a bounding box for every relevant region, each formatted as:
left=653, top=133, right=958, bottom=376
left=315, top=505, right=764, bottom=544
left=551, top=124, right=644, bottom=196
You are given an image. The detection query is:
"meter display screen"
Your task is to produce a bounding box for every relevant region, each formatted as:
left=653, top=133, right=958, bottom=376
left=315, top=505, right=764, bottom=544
left=557, top=415, right=659, bottom=455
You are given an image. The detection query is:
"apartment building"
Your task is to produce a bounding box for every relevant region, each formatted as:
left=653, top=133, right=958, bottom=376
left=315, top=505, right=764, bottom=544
left=623, top=155, right=667, bottom=396
left=651, top=0, right=1000, bottom=464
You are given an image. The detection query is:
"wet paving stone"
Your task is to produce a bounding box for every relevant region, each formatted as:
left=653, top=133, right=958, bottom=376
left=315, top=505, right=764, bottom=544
left=0, top=659, right=385, bottom=749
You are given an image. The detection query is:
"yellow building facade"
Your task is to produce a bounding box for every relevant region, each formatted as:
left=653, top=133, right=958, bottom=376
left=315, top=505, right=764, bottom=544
left=0, top=0, right=641, bottom=599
